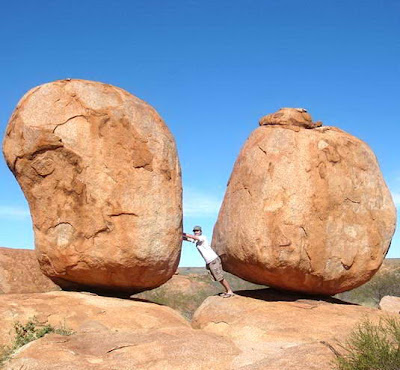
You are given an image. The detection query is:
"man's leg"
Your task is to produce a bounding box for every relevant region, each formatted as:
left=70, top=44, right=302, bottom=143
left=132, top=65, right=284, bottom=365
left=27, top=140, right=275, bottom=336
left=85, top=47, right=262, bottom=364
left=208, top=258, right=234, bottom=297
left=219, top=278, right=233, bottom=295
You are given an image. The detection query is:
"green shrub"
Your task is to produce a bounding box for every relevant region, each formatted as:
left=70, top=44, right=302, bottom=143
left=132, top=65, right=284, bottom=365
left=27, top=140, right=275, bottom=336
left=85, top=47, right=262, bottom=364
left=0, top=318, right=73, bottom=366
left=333, top=317, right=400, bottom=370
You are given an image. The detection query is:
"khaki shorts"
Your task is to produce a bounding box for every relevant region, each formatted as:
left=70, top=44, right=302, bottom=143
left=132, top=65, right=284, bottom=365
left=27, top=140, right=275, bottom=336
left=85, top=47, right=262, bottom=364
left=206, top=257, right=224, bottom=282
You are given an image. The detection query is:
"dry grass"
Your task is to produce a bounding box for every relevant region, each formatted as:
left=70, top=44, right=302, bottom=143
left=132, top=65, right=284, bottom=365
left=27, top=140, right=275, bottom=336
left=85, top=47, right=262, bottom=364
left=0, top=318, right=73, bottom=366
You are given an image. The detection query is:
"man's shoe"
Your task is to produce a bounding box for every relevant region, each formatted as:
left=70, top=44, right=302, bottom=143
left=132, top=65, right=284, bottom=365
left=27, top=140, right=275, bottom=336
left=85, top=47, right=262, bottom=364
left=220, top=292, right=235, bottom=298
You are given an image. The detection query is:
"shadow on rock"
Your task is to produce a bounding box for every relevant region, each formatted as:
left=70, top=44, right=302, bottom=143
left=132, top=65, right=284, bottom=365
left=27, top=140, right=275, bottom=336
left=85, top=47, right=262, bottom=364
left=234, top=287, right=357, bottom=305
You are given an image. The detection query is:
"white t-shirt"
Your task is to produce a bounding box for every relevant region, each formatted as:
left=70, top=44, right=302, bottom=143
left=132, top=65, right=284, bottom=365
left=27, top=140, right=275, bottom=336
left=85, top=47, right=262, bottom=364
left=195, top=235, right=218, bottom=264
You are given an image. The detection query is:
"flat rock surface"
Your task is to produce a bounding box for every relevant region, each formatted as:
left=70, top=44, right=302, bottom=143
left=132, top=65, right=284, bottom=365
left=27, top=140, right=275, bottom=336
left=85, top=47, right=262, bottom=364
left=0, top=247, right=60, bottom=294
left=379, top=295, right=400, bottom=313
left=5, top=328, right=239, bottom=370
left=0, top=291, right=188, bottom=347
left=1, top=289, right=396, bottom=369
left=213, top=109, right=396, bottom=295
left=192, top=288, right=393, bottom=369
left=2, top=291, right=239, bottom=369
left=3, top=79, right=182, bottom=293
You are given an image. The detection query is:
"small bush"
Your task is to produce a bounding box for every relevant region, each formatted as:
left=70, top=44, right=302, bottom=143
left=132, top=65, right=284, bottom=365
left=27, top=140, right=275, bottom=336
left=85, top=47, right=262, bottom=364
left=0, top=317, right=73, bottom=366
left=360, top=271, right=400, bottom=305
left=333, top=317, right=400, bottom=370
left=336, top=269, right=400, bottom=307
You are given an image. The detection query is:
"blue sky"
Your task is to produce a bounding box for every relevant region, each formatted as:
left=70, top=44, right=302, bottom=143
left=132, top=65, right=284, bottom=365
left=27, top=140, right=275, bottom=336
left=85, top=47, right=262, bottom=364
left=0, top=0, right=399, bottom=266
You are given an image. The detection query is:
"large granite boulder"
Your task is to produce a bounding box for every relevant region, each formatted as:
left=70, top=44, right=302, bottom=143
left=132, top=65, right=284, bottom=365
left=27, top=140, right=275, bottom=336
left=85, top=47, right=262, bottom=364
left=2, top=79, right=182, bottom=293
left=213, top=108, right=396, bottom=295
left=0, top=247, right=60, bottom=294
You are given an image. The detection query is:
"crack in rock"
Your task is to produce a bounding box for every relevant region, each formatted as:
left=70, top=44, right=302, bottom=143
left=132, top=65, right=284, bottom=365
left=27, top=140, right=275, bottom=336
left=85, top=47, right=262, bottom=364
left=106, top=344, right=137, bottom=354
left=258, top=145, right=267, bottom=155
left=52, top=115, right=88, bottom=133
left=108, top=212, right=139, bottom=217
left=345, top=197, right=361, bottom=204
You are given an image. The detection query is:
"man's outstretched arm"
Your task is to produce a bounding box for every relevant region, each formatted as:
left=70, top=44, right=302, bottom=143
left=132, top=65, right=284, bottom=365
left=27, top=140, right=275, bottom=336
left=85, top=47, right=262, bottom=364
left=182, top=232, right=200, bottom=241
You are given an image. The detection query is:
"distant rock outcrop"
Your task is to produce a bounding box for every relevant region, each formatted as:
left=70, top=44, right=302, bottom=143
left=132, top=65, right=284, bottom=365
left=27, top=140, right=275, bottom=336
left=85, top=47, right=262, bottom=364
left=213, top=108, right=396, bottom=295
left=192, top=289, right=394, bottom=369
left=0, top=247, right=60, bottom=294
left=379, top=295, right=400, bottom=313
left=2, top=79, right=182, bottom=294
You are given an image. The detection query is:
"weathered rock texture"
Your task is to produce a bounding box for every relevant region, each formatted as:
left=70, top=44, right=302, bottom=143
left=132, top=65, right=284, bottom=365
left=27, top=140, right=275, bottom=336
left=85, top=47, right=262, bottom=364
left=192, top=289, right=395, bottom=369
left=5, top=328, right=238, bottom=370
left=0, top=247, right=60, bottom=294
left=2, top=80, right=182, bottom=293
left=213, top=108, right=396, bottom=295
left=259, top=107, right=322, bottom=130
left=1, top=291, right=238, bottom=369
left=1, top=289, right=396, bottom=369
left=0, top=291, right=188, bottom=347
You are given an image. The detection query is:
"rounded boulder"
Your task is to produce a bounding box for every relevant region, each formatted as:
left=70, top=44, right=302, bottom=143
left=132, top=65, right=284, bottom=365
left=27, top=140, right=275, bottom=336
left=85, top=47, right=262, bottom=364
left=212, top=108, right=396, bottom=295
left=3, top=79, right=182, bottom=293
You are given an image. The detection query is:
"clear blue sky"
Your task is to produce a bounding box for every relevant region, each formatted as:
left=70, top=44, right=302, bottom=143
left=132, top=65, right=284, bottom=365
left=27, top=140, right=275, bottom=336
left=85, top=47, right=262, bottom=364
left=0, top=0, right=399, bottom=266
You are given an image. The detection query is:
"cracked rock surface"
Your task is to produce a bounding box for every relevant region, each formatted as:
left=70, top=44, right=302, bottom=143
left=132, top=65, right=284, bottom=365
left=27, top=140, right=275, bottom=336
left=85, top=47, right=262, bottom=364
left=1, top=292, right=239, bottom=370
left=192, top=289, right=394, bottom=369
left=212, top=108, right=396, bottom=295
left=2, top=79, right=182, bottom=293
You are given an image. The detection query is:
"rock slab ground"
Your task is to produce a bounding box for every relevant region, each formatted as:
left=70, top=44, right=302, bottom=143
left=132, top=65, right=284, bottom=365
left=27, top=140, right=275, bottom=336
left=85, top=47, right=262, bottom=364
left=2, top=79, right=182, bottom=294
left=192, top=288, right=395, bottom=369
left=1, top=289, right=397, bottom=369
left=213, top=108, right=397, bottom=295
left=1, top=291, right=238, bottom=369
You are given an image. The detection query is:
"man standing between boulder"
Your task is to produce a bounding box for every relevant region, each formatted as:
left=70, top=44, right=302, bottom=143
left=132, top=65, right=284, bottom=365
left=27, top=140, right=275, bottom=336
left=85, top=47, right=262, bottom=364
left=183, top=226, right=234, bottom=298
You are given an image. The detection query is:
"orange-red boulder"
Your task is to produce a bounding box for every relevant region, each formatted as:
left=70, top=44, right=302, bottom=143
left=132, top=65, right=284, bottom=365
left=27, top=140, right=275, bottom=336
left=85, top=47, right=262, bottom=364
left=213, top=108, right=396, bottom=295
left=0, top=247, right=59, bottom=294
left=2, top=79, right=182, bottom=293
